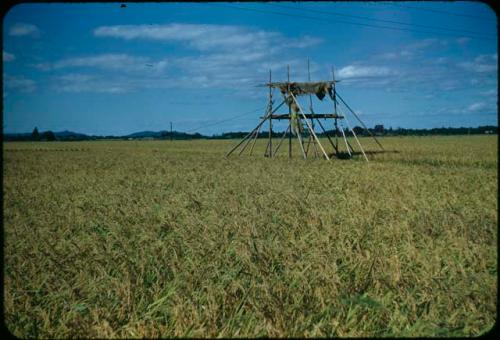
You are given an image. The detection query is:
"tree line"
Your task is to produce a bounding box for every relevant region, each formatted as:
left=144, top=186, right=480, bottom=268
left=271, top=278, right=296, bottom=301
left=3, top=125, right=497, bottom=142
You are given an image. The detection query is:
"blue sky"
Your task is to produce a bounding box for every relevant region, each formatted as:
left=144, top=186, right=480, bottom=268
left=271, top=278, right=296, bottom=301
left=2, top=1, right=497, bottom=135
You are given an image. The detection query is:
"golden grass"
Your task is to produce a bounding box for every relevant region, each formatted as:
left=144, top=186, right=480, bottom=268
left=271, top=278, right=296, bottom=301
left=3, top=135, right=497, bottom=337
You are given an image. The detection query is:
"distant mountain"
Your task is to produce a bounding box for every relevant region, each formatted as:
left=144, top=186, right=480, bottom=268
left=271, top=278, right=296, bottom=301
left=3, top=125, right=497, bottom=142
left=3, top=130, right=90, bottom=141
left=3, top=132, right=31, bottom=138
left=124, top=131, right=163, bottom=138
left=124, top=130, right=206, bottom=139
left=54, top=130, right=89, bottom=139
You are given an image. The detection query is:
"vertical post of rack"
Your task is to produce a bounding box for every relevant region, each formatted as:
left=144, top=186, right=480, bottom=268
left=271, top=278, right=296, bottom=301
left=268, top=69, right=273, bottom=157
left=332, top=66, right=339, bottom=154
left=288, top=65, right=292, bottom=158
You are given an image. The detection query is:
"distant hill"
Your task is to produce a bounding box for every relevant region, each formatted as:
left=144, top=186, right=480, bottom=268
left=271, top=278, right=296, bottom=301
left=3, top=130, right=90, bottom=141
left=54, top=130, right=90, bottom=140
left=3, top=132, right=32, bottom=140
left=3, top=125, right=497, bottom=141
left=124, top=131, right=162, bottom=138
left=124, top=130, right=206, bottom=140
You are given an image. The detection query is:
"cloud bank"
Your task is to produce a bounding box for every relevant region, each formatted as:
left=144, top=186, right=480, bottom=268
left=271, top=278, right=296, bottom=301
left=9, top=23, right=40, bottom=37
left=3, top=51, right=15, bottom=62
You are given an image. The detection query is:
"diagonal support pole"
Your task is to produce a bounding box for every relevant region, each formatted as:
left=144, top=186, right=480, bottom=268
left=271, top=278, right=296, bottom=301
left=295, top=123, right=307, bottom=159
left=343, top=115, right=369, bottom=162
left=225, top=99, right=285, bottom=157
left=315, top=118, right=339, bottom=154
left=289, top=92, right=330, bottom=161
left=239, top=127, right=259, bottom=156
left=336, top=92, right=384, bottom=151
left=249, top=122, right=263, bottom=155
left=339, top=123, right=352, bottom=157
left=273, top=123, right=291, bottom=157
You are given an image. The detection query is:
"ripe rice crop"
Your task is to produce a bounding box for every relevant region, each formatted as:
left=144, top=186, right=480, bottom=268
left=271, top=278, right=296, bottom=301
left=3, top=135, right=497, bottom=337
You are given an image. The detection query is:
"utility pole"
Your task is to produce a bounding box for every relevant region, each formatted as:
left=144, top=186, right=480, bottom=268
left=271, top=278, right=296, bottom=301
left=170, top=121, right=173, bottom=141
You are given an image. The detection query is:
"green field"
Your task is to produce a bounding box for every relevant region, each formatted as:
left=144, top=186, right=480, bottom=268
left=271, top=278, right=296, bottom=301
left=3, top=135, right=497, bottom=337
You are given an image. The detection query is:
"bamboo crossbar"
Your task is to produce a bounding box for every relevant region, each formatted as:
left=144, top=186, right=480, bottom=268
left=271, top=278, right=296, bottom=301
left=259, top=80, right=339, bottom=88
left=261, top=114, right=344, bottom=120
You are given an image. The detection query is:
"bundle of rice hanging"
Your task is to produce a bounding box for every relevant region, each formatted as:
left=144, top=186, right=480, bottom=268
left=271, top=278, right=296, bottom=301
left=290, top=101, right=303, bottom=136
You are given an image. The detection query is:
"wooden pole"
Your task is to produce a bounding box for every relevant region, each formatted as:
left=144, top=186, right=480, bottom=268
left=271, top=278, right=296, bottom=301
left=268, top=69, right=273, bottom=158
left=332, top=66, right=339, bottom=154
left=225, top=99, right=285, bottom=157
left=226, top=123, right=261, bottom=157
left=305, top=134, right=319, bottom=159
left=170, top=122, right=173, bottom=141
left=273, top=123, right=291, bottom=157
left=335, top=118, right=339, bottom=151
left=343, top=115, right=369, bottom=162
left=239, top=127, right=259, bottom=156
left=312, top=135, right=319, bottom=158
left=336, top=92, right=384, bottom=151
left=305, top=58, right=318, bottom=159
left=295, top=124, right=307, bottom=159
left=340, top=124, right=352, bottom=157
left=249, top=123, right=263, bottom=155
left=345, top=134, right=356, bottom=154
left=289, top=92, right=330, bottom=161
left=308, top=59, right=315, bottom=143
left=338, top=117, right=355, bottom=154
left=315, top=117, right=338, bottom=154
left=287, top=65, right=292, bottom=158
left=305, top=134, right=311, bottom=156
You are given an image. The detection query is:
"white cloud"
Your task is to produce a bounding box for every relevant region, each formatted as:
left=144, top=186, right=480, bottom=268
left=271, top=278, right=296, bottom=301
left=36, top=23, right=323, bottom=93
left=435, top=57, right=447, bottom=64
left=93, top=23, right=321, bottom=54
left=456, top=37, right=471, bottom=45
left=52, top=70, right=185, bottom=94
left=287, top=35, right=323, bottom=49
left=434, top=100, right=496, bottom=116
left=467, top=102, right=489, bottom=112
left=406, top=38, right=440, bottom=50
left=458, top=54, right=497, bottom=73
left=47, top=53, right=308, bottom=94
left=35, top=53, right=169, bottom=74
left=350, top=40, right=497, bottom=94
left=398, top=38, right=440, bottom=58
left=337, top=65, right=395, bottom=79
left=95, top=24, right=269, bottom=51
left=9, top=23, right=40, bottom=37
left=375, top=38, right=443, bottom=61
left=377, top=52, right=398, bottom=60
left=480, top=88, right=497, bottom=96
left=3, top=74, right=36, bottom=92
left=3, top=51, right=15, bottom=62
left=54, top=73, right=131, bottom=93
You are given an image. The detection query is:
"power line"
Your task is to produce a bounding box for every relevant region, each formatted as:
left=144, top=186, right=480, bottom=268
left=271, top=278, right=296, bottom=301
left=387, top=2, right=496, bottom=22
left=185, top=106, right=265, bottom=133
left=207, top=3, right=495, bottom=41
left=269, top=3, right=496, bottom=38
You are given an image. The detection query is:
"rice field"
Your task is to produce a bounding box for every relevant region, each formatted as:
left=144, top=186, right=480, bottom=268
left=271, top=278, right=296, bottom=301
left=3, top=135, right=497, bottom=337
